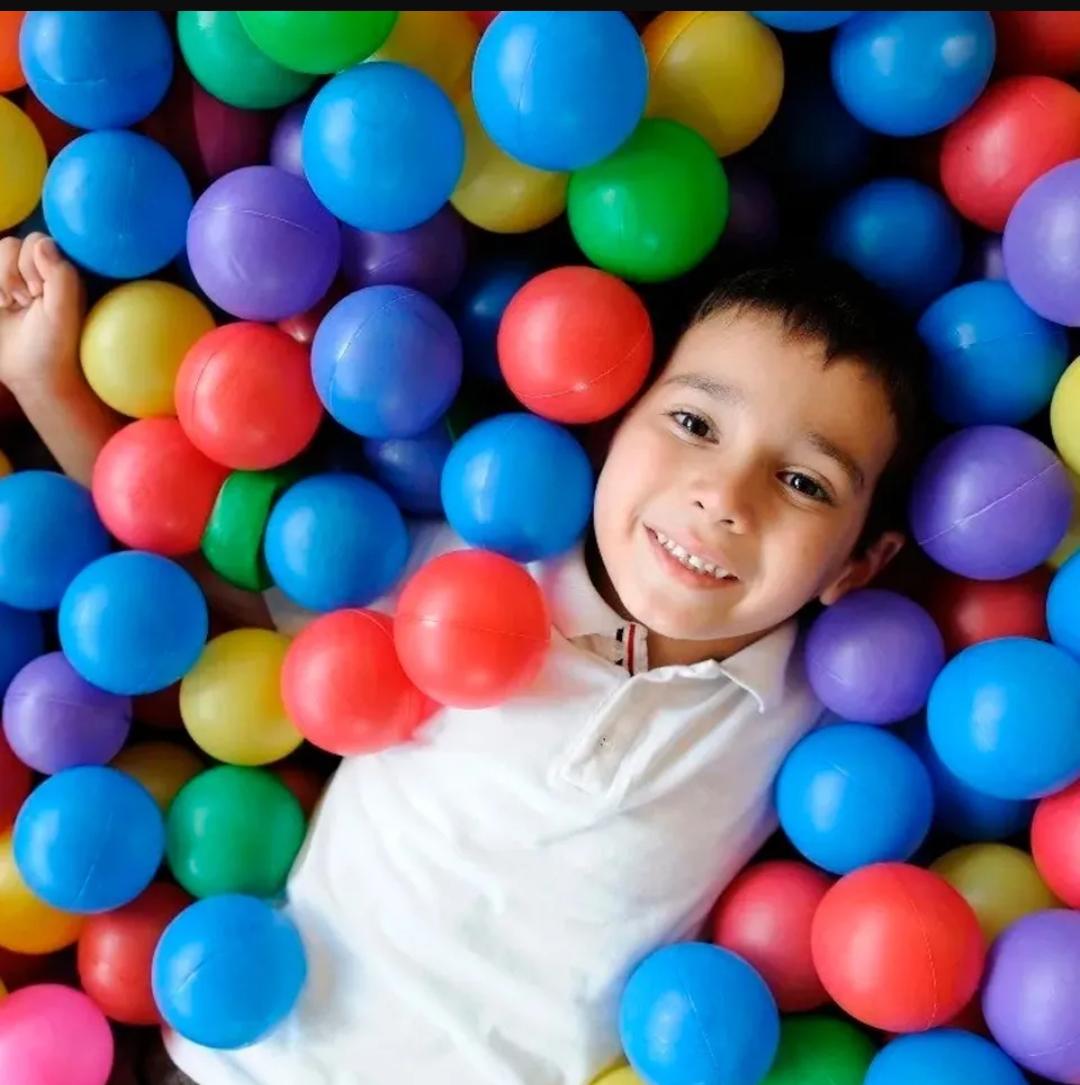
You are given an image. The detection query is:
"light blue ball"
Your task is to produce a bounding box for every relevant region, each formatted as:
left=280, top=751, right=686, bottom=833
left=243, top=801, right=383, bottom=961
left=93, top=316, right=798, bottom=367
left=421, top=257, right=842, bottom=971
left=928, top=637, right=1080, bottom=800
left=754, top=11, right=854, bottom=32
left=0, top=605, right=43, bottom=697
left=824, top=177, right=962, bottom=310
left=1048, top=550, right=1080, bottom=660
left=777, top=723, right=934, bottom=874
left=20, top=11, right=173, bottom=130
left=0, top=471, right=111, bottom=611
left=832, top=11, right=995, bottom=137
left=43, top=130, right=192, bottom=279
left=153, top=894, right=307, bottom=1050
left=441, top=413, right=593, bottom=562
left=866, top=1030, right=1027, bottom=1085
left=472, top=11, right=647, bottom=171
left=58, top=551, right=208, bottom=696
left=13, top=766, right=164, bottom=913
left=920, top=280, right=1068, bottom=426
left=263, top=474, right=408, bottom=612
left=620, top=942, right=779, bottom=1085
left=302, top=63, right=463, bottom=232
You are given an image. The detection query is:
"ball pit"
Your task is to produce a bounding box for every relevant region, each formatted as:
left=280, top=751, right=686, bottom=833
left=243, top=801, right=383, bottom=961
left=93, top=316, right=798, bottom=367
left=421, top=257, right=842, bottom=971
left=864, top=1031, right=1027, bottom=1085
left=762, top=1016, right=874, bottom=1085
left=236, top=11, right=398, bottom=75
left=0, top=97, right=45, bottom=231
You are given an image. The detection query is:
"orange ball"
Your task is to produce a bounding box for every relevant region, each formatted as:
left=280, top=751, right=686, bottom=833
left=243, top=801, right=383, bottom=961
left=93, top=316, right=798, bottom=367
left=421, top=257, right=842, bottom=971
left=0, top=12, right=24, bottom=93
left=1032, top=779, right=1080, bottom=907
left=993, top=11, right=1080, bottom=77
left=811, top=863, right=986, bottom=1033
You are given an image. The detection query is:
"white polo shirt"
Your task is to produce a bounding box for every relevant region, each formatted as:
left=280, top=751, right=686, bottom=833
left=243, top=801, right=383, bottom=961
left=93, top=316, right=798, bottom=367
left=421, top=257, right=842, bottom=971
left=167, top=524, right=821, bottom=1085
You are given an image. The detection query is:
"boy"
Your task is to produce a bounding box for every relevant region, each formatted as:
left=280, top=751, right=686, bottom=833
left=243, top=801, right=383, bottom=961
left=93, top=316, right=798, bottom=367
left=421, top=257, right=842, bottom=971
left=0, top=233, right=926, bottom=1085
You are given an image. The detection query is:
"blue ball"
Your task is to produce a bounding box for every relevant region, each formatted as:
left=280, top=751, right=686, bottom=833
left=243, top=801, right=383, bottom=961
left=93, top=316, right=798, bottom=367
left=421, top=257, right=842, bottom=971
left=43, top=130, right=192, bottom=280
left=1048, top=551, right=1080, bottom=660
left=831, top=11, right=995, bottom=137
left=920, top=280, right=1068, bottom=426
left=620, top=942, right=779, bottom=1085
left=264, top=474, right=408, bottom=612
left=472, top=11, right=648, bottom=171
left=777, top=723, right=934, bottom=874
left=0, top=605, right=43, bottom=697
left=20, top=11, right=173, bottom=130
left=824, top=177, right=962, bottom=310
left=441, top=413, right=594, bottom=562
left=13, top=766, right=163, bottom=913
left=363, top=422, right=453, bottom=518
left=754, top=11, right=854, bottom=32
left=0, top=471, right=111, bottom=611
left=866, top=1030, right=1027, bottom=1085
left=449, top=259, right=537, bottom=382
left=928, top=637, right=1080, bottom=800
left=303, top=63, right=463, bottom=232
left=58, top=551, right=208, bottom=696
left=153, top=894, right=307, bottom=1050
left=311, top=286, right=462, bottom=439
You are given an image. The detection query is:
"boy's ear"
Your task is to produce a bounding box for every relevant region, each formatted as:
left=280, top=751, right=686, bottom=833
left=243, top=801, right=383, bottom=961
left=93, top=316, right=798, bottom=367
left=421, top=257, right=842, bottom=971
left=818, top=531, right=906, bottom=606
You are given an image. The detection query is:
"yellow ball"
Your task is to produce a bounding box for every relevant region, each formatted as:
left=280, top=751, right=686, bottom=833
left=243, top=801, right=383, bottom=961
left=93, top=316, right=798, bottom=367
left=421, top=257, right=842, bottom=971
left=0, top=830, right=83, bottom=955
left=1051, top=356, right=1080, bottom=475
left=452, top=94, right=568, bottom=234
left=181, top=628, right=302, bottom=766
left=931, top=843, right=1059, bottom=942
left=373, top=11, right=478, bottom=97
left=80, top=281, right=215, bottom=419
left=113, top=741, right=205, bottom=813
left=592, top=1068, right=643, bottom=1085
left=0, top=97, right=45, bottom=230
left=642, top=11, right=784, bottom=157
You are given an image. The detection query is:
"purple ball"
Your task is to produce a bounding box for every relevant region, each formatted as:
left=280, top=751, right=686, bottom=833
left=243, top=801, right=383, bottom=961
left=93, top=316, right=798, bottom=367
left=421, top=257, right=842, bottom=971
left=983, top=909, right=1080, bottom=1082
left=910, top=426, right=1073, bottom=580
left=3, top=652, right=131, bottom=775
left=186, top=164, right=341, bottom=321
left=1004, top=159, right=1080, bottom=327
left=270, top=100, right=308, bottom=178
left=339, top=205, right=467, bottom=301
left=805, top=589, right=945, bottom=724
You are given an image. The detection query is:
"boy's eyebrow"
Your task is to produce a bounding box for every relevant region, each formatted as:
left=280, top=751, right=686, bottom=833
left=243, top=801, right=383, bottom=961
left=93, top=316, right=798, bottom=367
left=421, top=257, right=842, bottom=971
left=661, top=373, right=746, bottom=405
left=806, top=432, right=866, bottom=492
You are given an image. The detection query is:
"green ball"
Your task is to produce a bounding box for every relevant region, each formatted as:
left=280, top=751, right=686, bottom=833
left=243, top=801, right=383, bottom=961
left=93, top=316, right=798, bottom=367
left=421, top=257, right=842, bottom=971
left=177, top=11, right=315, bottom=110
left=762, top=1016, right=876, bottom=1085
left=567, top=118, right=730, bottom=283
left=166, top=765, right=307, bottom=899
left=237, top=11, right=399, bottom=74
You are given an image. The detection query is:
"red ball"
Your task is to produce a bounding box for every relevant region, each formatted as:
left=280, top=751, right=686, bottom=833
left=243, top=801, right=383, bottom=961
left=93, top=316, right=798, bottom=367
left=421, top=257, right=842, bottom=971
left=711, top=860, right=832, bottom=1012
left=281, top=609, right=428, bottom=755
left=811, top=863, right=986, bottom=1033
left=1032, top=778, right=1080, bottom=907
left=497, top=266, right=653, bottom=424
left=924, top=566, right=1051, bottom=657
left=468, top=11, right=499, bottom=31
left=76, top=882, right=190, bottom=1025
left=992, top=12, right=1080, bottom=77
left=941, top=76, right=1080, bottom=231
left=175, top=323, right=323, bottom=470
left=92, top=417, right=228, bottom=556
left=394, top=550, right=550, bottom=708
left=0, top=730, right=30, bottom=832
left=21, top=90, right=80, bottom=160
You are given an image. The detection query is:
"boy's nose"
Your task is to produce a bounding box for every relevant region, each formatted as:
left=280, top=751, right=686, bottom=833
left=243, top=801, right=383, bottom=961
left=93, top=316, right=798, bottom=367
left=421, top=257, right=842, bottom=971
left=690, top=474, right=753, bottom=534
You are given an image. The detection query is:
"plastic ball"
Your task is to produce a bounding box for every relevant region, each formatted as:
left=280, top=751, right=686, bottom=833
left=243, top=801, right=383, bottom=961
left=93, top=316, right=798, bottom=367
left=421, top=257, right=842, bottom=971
left=19, top=11, right=172, bottom=130
left=362, top=423, right=452, bottom=518
left=0, top=733, right=29, bottom=832
left=0, top=830, right=83, bottom=955
left=472, top=12, right=646, bottom=172
left=175, top=323, right=323, bottom=470
left=3, top=652, right=130, bottom=776
left=237, top=11, right=397, bottom=74
left=865, top=1031, right=1027, bottom=1085
left=180, top=629, right=301, bottom=767
left=59, top=551, right=208, bottom=696
left=0, top=606, right=42, bottom=702
left=166, top=766, right=305, bottom=899
left=711, top=861, right=831, bottom=1012
left=13, top=766, right=164, bottom=914
left=177, top=11, right=314, bottom=110
left=311, top=286, right=462, bottom=439
left=619, top=942, right=779, bottom=1085
left=1047, top=549, right=1080, bottom=658
left=441, top=413, right=593, bottom=562
left=394, top=549, right=550, bottom=708
left=264, top=474, right=409, bottom=612
left=761, top=1016, right=875, bottom=1085
left=0, top=470, right=110, bottom=611
left=111, top=742, right=204, bottom=814
left=642, top=11, right=783, bottom=157
left=568, top=118, right=730, bottom=283
left=0, top=984, right=113, bottom=1085
left=186, top=166, right=341, bottom=322
left=0, top=98, right=45, bottom=231
left=371, top=11, right=477, bottom=97
left=1051, top=357, right=1080, bottom=476
left=77, top=881, right=189, bottom=1026
left=269, top=100, right=306, bottom=177
left=831, top=11, right=995, bottom=137
left=1032, top=779, right=1080, bottom=907
left=754, top=11, right=853, bottom=32
left=80, top=281, right=215, bottom=419
left=909, top=426, right=1072, bottom=580
left=43, top=130, right=192, bottom=279
left=993, top=11, right=1080, bottom=76
left=982, top=910, right=1080, bottom=1082
left=303, top=63, right=464, bottom=232
left=811, top=863, right=986, bottom=1033
left=450, top=259, right=537, bottom=382
left=0, top=11, right=24, bottom=92
left=152, top=894, right=307, bottom=1050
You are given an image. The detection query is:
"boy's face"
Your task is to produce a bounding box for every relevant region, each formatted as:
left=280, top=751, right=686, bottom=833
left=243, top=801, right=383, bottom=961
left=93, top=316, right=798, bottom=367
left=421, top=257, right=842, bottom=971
left=593, top=310, right=903, bottom=645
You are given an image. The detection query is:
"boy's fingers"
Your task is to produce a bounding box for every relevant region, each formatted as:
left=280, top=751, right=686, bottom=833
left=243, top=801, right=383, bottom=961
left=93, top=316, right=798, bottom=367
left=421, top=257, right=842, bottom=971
left=0, top=237, right=27, bottom=308
left=41, top=250, right=83, bottom=323
left=18, top=233, right=47, bottom=298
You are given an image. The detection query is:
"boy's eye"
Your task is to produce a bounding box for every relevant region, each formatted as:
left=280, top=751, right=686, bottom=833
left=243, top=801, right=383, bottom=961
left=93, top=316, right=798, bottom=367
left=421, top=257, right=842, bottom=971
left=781, top=471, right=832, bottom=504
left=671, top=411, right=713, bottom=439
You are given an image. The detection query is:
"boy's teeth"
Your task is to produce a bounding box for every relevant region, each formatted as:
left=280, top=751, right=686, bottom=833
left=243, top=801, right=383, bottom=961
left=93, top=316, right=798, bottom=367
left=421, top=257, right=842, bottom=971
left=653, top=530, right=731, bottom=580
